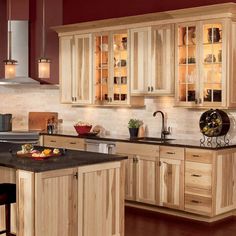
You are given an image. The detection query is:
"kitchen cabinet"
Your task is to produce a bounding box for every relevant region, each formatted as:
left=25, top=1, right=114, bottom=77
left=94, top=31, right=129, bottom=105
left=175, top=19, right=236, bottom=108
left=17, top=161, right=124, bottom=236
left=185, top=148, right=236, bottom=216
left=130, top=25, right=174, bottom=96
left=116, top=142, right=159, bottom=205
left=159, top=146, right=184, bottom=210
left=60, top=34, right=93, bottom=104
left=42, top=135, right=85, bottom=150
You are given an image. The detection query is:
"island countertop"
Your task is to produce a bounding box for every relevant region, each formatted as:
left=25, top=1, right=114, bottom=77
left=0, top=142, right=127, bottom=172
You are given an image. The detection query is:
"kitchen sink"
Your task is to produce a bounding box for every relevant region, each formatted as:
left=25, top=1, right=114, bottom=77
left=132, top=137, right=175, bottom=143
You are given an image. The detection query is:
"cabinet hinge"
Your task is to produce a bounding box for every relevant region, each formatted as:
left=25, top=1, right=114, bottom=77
left=74, top=172, right=78, bottom=179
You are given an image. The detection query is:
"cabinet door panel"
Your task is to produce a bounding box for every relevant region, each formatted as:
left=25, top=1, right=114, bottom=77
left=74, top=34, right=92, bottom=104
left=34, top=168, right=78, bottom=236
left=60, top=36, right=73, bottom=103
left=78, top=162, right=121, bottom=236
left=151, top=24, right=174, bottom=94
left=130, top=27, right=151, bottom=94
left=159, top=158, right=184, bottom=210
left=136, top=155, right=159, bottom=205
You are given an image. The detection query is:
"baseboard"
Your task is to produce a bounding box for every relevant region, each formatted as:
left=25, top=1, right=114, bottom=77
left=125, top=201, right=234, bottom=223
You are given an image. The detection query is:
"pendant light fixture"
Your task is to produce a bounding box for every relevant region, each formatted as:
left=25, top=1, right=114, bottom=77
left=38, top=0, right=50, bottom=79
left=4, top=0, right=17, bottom=79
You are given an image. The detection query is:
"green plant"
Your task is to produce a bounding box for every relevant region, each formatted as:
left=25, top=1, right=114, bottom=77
left=128, top=119, right=142, bottom=128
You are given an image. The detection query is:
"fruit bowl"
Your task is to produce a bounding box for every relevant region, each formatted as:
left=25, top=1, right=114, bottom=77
left=74, top=125, right=92, bottom=135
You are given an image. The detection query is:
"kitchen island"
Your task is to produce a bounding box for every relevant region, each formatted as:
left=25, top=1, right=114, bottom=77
left=0, top=142, right=126, bottom=236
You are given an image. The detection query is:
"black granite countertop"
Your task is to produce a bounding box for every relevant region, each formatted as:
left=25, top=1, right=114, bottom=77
left=41, top=131, right=236, bottom=150
left=0, top=142, right=127, bottom=173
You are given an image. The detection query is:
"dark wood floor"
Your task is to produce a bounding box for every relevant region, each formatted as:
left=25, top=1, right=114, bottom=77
left=125, top=207, right=236, bottom=236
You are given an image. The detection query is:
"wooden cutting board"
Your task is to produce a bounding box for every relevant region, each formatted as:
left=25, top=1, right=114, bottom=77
left=28, top=112, right=58, bottom=131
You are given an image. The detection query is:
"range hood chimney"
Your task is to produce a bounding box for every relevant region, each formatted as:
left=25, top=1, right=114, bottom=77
left=0, top=20, right=39, bottom=85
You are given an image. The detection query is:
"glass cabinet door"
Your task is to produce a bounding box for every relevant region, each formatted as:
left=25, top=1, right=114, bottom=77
left=177, top=25, right=198, bottom=103
left=112, top=32, right=128, bottom=103
left=94, top=34, right=110, bottom=104
left=202, top=23, right=223, bottom=104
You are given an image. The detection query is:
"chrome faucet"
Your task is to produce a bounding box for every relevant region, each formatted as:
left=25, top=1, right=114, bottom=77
left=153, top=110, right=171, bottom=140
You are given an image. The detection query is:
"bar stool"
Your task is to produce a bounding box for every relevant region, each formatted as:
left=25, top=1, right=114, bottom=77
left=0, top=183, right=16, bottom=236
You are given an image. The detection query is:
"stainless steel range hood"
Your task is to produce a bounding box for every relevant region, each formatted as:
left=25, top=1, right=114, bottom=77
left=0, top=20, right=39, bottom=85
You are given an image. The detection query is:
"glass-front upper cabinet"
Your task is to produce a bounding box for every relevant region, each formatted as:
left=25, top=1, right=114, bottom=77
left=176, top=23, right=198, bottom=105
left=201, top=22, right=223, bottom=105
left=175, top=20, right=226, bottom=107
left=94, top=31, right=129, bottom=105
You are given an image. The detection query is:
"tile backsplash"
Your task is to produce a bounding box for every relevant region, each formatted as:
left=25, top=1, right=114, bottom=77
left=1, top=85, right=236, bottom=141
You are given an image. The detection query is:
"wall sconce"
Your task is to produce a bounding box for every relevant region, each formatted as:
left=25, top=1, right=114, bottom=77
left=38, top=0, right=50, bottom=79
left=4, top=0, right=18, bottom=79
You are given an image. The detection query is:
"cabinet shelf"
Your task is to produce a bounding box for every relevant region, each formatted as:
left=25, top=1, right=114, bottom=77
left=178, top=63, right=196, bottom=66
left=203, top=42, right=222, bottom=46
left=178, top=44, right=196, bottom=47
left=203, top=62, right=222, bottom=65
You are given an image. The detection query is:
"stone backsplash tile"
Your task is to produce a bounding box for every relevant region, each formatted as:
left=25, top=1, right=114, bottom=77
left=0, top=85, right=236, bottom=141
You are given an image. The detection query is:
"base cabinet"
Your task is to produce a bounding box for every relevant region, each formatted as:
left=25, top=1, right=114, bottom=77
left=42, top=135, right=85, bottom=150
left=17, top=162, right=124, bottom=236
left=116, top=142, right=159, bottom=205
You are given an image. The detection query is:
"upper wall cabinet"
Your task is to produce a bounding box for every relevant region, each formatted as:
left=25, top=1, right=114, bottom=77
left=60, top=34, right=92, bottom=104
left=130, top=25, right=174, bottom=96
left=93, top=31, right=129, bottom=105
left=175, top=19, right=236, bottom=108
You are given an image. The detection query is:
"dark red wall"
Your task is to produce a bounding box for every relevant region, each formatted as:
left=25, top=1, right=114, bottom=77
left=63, top=0, right=236, bottom=24
left=29, top=0, right=62, bottom=84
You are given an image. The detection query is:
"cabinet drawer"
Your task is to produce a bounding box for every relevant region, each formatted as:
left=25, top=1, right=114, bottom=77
left=185, top=161, right=212, bottom=195
left=116, top=142, right=159, bottom=157
left=185, top=194, right=212, bottom=216
left=160, top=146, right=184, bottom=160
left=186, top=149, right=213, bottom=163
left=43, top=135, right=85, bottom=150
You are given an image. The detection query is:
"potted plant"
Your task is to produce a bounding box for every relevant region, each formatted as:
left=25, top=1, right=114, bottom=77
left=128, top=119, right=142, bottom=138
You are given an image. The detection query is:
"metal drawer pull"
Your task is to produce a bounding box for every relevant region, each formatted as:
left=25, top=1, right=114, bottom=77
left=50, top=140, right=56, bottom=143
left=69, top=142, right=76, bottom=145
left=166, top=152, right=175, bottom=155
left=191, top=174, right=202, bottom=177
left=191, top=200, right=201, bottom=204
left=192, top=154, right=200, bottom=157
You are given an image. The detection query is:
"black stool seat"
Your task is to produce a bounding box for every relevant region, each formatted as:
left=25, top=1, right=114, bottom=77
left=0, top=184, right=16, bottom=205
left=0, top=183, right=16, bottom=236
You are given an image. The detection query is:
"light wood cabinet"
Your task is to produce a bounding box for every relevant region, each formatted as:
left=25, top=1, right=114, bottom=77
left=60, top=35, right=73, bottom=103
left=130, top=25, right=174, bottom=96
left=43, top=135, right=85, bottom=150
left=94, top=31, right=130, bottom=105
left=16, top=161, right=124, bottom=236
left=116, top=142, right=159, bottom=205
left=175, top=19, right=236, bottom=108
left=60, top=34, right=93, bottom=104
left=159, top=146, right=184, bottom=210
left=185, top=148, right=236, bottom=217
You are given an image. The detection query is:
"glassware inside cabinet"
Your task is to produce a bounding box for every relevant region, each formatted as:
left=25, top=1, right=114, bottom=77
left=94, top=35, right=109, bottom=103
left=202, top=23, right=222, bottom=103
left=112, top=33, right=128, bottom=102
left=177, top=26, right=197, bottom=102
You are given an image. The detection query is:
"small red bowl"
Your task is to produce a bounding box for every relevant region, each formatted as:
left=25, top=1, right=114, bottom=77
left=74, top=125, right=92, bottom=135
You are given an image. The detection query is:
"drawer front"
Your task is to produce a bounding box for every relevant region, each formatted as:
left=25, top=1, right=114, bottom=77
left=116, top=142, right=159, bottom=157
left=186, top=149, right=213, bottom=163
left=160, top=146, right=184, bottom=160
left=185, top=161, right=212, bottom=194
left=185, top=194, right=212, bottom=216
left=43, top=135, right=85, bottom=150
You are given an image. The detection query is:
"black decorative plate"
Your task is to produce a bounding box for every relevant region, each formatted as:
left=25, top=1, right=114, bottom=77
left=199, top=109, right=230, bottom=137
